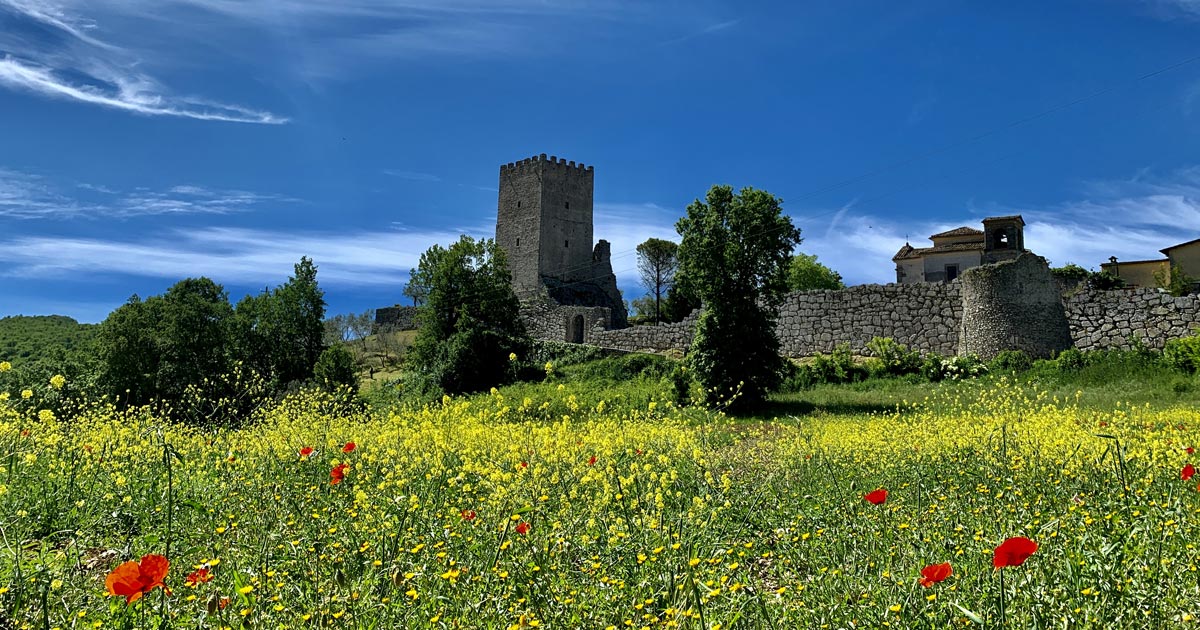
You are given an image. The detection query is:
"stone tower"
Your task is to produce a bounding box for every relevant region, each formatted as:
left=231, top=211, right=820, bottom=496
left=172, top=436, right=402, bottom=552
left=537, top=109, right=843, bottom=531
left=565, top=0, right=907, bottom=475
left=957, top=252, right=1072, bottom=360
left=496, top=154, right=626, bottom=328
left=496, top=154, right=595, bottom=294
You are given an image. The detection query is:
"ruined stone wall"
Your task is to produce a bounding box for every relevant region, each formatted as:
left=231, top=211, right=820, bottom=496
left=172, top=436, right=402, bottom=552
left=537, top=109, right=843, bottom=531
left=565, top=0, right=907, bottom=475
left=589, top=312, right=699, bottom=354
left=520, top=300, right=611, bottom=345
left=1065, top=288, right=1200, bottom=351
left=374, top=306, right=419, bottom=332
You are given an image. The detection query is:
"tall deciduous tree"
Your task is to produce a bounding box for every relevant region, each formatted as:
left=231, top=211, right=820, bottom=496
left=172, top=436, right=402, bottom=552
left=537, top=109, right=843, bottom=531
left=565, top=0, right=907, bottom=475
left=635, top=238, right=680, bottom=324
left=408, top=236, right=530, bottom=395
left=98, top=278, right=235, bottom=407
left=676, top=185, right=801, bottom=410
left=787, top=253, right=845, bottom=291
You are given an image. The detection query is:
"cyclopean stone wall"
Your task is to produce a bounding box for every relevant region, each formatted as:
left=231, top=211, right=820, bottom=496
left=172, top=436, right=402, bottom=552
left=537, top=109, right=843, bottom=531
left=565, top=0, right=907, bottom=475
left=512, top=254, right=1200, bottom=357
left=1064, top=288, right=1200, bottom=351
left=775, top=283, right=962, bottom=357
left=958, top=253, right=1073, bottom=360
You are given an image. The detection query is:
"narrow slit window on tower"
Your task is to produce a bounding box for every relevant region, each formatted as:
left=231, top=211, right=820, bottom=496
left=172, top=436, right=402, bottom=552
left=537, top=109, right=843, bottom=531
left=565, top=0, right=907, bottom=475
left=516, top=238, right=520, bottom=247
left=565, top=201, right=570, bottom=209
left=565, top=240, right=569, bottom=248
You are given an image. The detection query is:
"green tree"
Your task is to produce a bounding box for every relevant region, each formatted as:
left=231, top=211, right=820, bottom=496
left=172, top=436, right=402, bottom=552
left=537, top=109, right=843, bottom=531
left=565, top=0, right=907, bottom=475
left=676, top=185, right=801, bottom=410
left=231, top=257, right=327, bottom=387
left=662, top=272, right=701, bottom=323
left=98, top=279, right=235, bottom=407
left=408, top=236, right=530, bottom=395
left=267, top=257, right=327, bottom=385
left=1155, top=265, right=1196, bottom=297
left=314, top=344, right=359, bottom=392
left=787, top=253, right=845, bottom=291
left=635, top=238, right=679, bottom=324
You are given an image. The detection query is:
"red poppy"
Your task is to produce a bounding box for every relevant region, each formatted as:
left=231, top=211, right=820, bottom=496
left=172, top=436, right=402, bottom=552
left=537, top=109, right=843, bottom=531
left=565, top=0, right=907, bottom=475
left=20, top=429, right=30, bottom=437
left=636, top=449, right=644, bottom=455
left=330, top=463, right=348, bottom=485
left=919, top=562, right=952, bottom=587
left=300, top=446, right=314, bottom=458
left=105, top=554, right=170, bottom=604
left=863, top=489, right=888, bottom=505
left=461, top=509, right=477, bottom=521
left=219, top=597, right=230, bottom=609
left=518, top=461, right=528, bottom=469
left=515, top=521, right=530, bottom=535
left=993, top=537, right=1038, bottom=568
left=1188, top=447, right=1196, bottom=455
left=185, top=568, right=213, bottom=587
left=342, top=442, right=356, bottom=453
left=587, top=455, right=597, bottom=466
left=1183, top=464, right=1196, bottom=481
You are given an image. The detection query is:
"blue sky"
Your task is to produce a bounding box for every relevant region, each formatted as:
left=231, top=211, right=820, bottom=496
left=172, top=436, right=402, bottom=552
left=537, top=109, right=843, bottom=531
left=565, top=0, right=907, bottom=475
left=1, top=0, right=1199, bottom=323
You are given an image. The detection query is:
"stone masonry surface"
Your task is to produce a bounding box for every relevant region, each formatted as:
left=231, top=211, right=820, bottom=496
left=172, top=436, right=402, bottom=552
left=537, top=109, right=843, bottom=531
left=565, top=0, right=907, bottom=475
left=1065, top=288, right=1200, bottom=351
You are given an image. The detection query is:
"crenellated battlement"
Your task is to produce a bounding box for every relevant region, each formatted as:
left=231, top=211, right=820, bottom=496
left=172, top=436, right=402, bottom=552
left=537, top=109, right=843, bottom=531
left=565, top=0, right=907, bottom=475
left=500, top=154, right=593, bottom=173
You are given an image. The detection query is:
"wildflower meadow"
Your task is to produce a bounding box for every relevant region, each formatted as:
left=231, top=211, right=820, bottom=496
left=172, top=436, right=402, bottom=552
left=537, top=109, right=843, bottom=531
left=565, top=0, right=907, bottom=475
left=2, top=368, right=1200, bottom=628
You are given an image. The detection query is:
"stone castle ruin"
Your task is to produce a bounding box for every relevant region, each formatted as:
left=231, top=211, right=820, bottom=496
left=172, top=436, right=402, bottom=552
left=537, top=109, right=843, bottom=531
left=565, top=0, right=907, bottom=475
left=496, top=155, right=627, bottom=332
left=379, top=156, right=1200, bottom=359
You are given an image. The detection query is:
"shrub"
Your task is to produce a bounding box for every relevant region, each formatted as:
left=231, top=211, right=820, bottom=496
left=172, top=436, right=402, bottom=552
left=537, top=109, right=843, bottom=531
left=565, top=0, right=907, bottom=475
left=922, top=353, right=988, bottom=382
left=865, top=337, right=922, bottom=377
left=1055, top=348, right=1087, bottom=372
left=1164, top=334, right=1200, bottom=374
left=990, top=350, right=1033, bottom=374
left=314, top=344, right=358, bottom=393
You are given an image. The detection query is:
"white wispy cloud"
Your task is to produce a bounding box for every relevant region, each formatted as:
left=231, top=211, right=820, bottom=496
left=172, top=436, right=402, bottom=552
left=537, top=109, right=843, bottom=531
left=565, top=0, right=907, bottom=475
left=0, top=56, right=286, bottom=123
left=0, top=225, right=485, bottom=286
left=0, top=169, right=295, bottom=219
left=0, top=0, right=285, bottom=122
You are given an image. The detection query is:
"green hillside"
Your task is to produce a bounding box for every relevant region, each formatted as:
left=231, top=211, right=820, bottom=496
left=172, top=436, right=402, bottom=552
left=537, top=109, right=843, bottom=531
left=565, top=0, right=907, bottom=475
left=0, top=315, right=98, bottom=364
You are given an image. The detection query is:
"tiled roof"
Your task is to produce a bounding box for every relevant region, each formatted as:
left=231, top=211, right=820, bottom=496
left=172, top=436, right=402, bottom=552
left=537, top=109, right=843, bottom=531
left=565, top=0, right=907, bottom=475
left=983, top=214, right=1025, bottom=225
left=893, top=241, right=984, bottom=261
left=929, top=226, right=984, bottom=239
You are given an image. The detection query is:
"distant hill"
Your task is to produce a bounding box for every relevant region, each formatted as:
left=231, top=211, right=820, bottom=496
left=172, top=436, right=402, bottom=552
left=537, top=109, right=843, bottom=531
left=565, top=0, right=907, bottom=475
left=0, top=315, right=98, bottom=364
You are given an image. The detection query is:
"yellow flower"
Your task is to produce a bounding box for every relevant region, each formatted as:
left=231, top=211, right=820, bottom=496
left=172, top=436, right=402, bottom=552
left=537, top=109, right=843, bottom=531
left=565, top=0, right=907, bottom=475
left=21, top=389, right=32, bottom=399
left=0, top=361, right=10, bottom=372
left=508, top=352, right=518, bottom=362
left=49, top=374, right=65, bottom=390
left=38, top=409, right=55, bottom=422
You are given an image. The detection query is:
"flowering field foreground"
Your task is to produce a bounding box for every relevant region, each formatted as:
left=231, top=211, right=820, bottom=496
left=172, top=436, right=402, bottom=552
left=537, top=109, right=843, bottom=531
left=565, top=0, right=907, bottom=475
left=2, top=381, right=1199, bottom=628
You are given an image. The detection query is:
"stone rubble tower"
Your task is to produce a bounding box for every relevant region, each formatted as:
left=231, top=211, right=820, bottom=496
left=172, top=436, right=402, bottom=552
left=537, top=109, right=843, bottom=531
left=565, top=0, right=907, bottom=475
left=957, top=252, right=1072, bottom=359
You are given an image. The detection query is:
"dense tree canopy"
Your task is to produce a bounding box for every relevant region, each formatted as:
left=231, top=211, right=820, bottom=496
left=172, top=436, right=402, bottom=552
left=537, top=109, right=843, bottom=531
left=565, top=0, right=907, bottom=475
left=408, top=236, right=530, bottom=395
left=95, top=258, right=328, bottom=421
left=676, top=185, right=801, bottom=409
left=787, top=253, right=845, bottom=291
